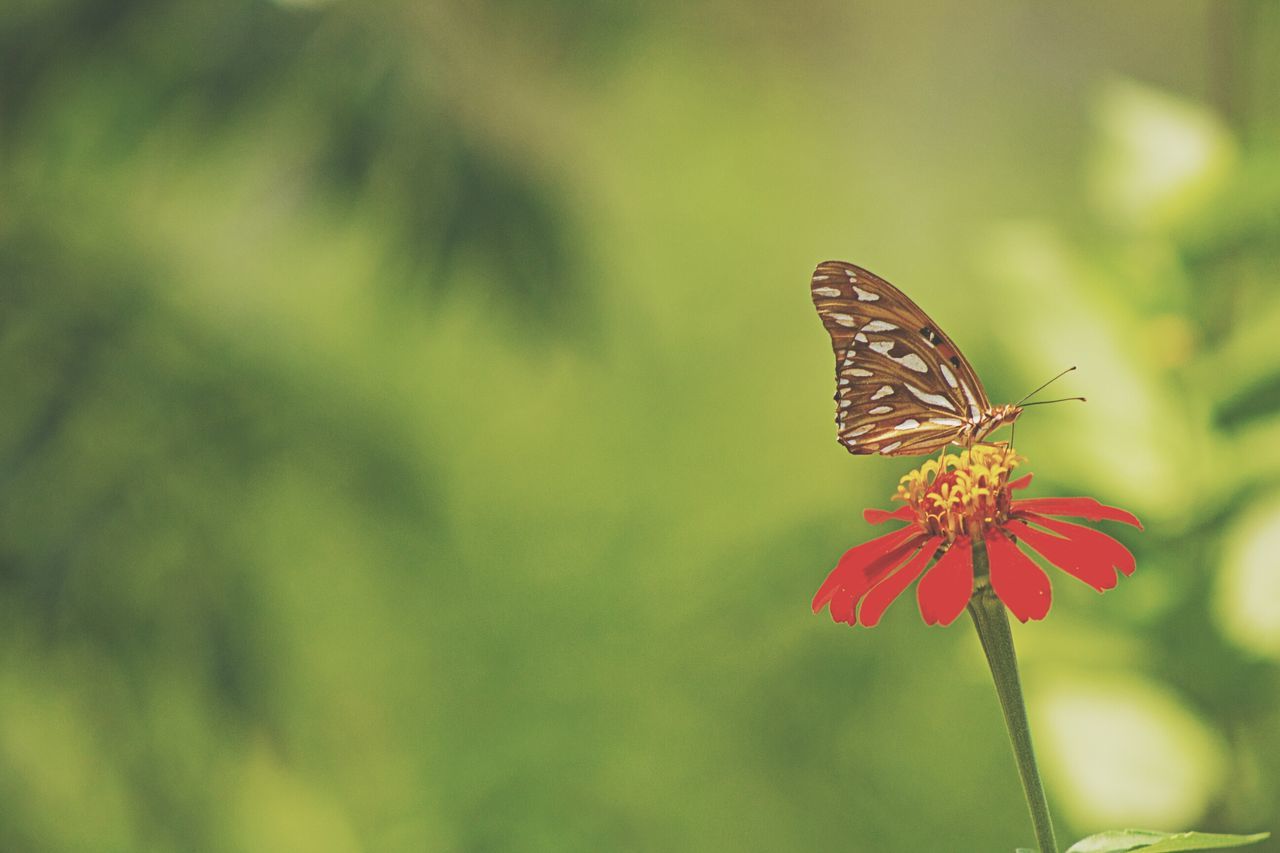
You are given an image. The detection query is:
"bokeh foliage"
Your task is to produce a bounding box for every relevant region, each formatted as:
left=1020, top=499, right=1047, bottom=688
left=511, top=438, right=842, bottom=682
left=2, top=1, right=1280, bottom=851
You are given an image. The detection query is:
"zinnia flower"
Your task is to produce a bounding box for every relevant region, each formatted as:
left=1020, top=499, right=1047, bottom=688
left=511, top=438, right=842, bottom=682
left=813, top=445, right=1142, bottom=627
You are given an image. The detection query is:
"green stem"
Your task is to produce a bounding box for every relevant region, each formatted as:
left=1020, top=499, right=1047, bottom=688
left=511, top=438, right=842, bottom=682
left=966, top=540, right=1058, bottom=853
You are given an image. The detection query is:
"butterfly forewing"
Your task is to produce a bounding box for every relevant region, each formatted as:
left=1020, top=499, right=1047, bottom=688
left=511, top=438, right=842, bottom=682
left=810, top=261, right=990, bottom=456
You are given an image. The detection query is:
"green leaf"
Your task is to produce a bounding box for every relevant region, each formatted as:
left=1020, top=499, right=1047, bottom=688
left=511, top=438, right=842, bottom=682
left=1066, top=829, right=1270, bottom=853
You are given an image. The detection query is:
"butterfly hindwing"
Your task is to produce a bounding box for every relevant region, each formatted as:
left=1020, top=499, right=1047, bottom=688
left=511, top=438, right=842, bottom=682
left=810, top=261, right=992, bottom=456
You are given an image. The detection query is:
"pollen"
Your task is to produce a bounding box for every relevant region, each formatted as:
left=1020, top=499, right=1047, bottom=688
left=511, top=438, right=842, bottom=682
left=894, top=444, right=1024, bottom=542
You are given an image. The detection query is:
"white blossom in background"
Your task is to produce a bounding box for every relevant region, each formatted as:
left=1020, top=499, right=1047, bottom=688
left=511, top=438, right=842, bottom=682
left=1090, top=78, right=1238, bottom=231
left=1215, top=495, right=1280, bottom=659
left=1034, top=675, right=1227, bottom=829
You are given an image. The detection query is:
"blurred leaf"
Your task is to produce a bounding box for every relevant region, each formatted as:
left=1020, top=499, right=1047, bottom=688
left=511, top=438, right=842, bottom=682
left=1066, top=829, right=1269, bottom=852
left=1200, top=294, right=1280, bottom=422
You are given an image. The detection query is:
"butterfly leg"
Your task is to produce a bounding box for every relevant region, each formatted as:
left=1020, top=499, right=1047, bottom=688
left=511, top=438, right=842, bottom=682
left=929, top=443, right=949, bottom=484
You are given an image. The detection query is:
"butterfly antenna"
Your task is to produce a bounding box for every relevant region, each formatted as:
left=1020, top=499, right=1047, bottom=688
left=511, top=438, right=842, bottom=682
left=1014, top=394, right=1084, bottom=451
left=1016, top=365, right=1077, bottom=406
left=1021, top=396, right=1087, bottom=407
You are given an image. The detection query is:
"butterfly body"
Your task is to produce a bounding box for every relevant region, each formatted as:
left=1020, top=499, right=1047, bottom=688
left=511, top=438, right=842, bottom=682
left=810, top=260, right=1022, bottom=456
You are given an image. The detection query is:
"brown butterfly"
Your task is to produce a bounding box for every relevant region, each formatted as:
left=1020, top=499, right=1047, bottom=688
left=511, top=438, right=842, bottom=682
left=810, top=260, right=1024, bottom=457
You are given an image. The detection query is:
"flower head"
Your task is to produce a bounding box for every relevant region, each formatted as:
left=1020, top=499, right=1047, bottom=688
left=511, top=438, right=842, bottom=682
left=813, top=445, right=1143, bottom=627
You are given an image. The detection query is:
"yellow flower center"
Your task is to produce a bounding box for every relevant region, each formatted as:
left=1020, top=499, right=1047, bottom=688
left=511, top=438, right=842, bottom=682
left=894, top=444, right=1024, bottom=542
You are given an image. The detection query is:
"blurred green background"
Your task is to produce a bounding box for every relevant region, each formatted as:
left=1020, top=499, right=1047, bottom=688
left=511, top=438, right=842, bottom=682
left=3, top=1, right=1280, bottom=851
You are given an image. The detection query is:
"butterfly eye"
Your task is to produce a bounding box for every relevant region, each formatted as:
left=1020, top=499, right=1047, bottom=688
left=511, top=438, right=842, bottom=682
left=949, top=356, right=961, bottom=368
left=919, top=326, right=939, bottom=344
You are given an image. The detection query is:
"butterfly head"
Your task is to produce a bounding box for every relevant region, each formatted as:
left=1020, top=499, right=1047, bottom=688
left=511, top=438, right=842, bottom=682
left=975, top=403, right=1023, bottom=443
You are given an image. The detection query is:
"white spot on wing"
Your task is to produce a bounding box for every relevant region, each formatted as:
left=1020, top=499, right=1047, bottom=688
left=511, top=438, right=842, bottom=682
left=930, top=417, right=963, bottom=427
left=905, top=383, right=956, bottom=411
left=830, top=313, right=857, bottom=327
left=871, top=385, right=894, bottom=400
left=847, top=424, right=874, bottom=437
left=854, top=333, right=868, bottom=343
left=862, top=320, right=897, bottom=332
left=894, top=353, right=929, bottom=373
left=892, top=419, right=920, bottom=430
left=840, top=400, right=852, bottom=408
left=880, top=441, right=902, bottom=454
left=813, top=274, right=830, bottom=280
left=939, top=362, right=959, bottom=388
left=959, top=381, right=982, bottom=421
left=869, top=340, right=894, bottom=355
left=869, top=405, right=892, bottom=415
left=853, top=286, right=878, bottom=301
left=838, top=378, right=849, bottom=386
left=844, top=368, right=872, bottom=377
left=813, top=286, right=841, bottom=297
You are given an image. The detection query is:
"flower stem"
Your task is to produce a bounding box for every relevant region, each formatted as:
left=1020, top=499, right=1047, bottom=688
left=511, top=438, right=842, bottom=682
left=966, top=541, right=1057, bottom=853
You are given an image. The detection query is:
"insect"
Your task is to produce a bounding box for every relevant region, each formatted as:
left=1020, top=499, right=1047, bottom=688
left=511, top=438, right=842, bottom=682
left=810, top=260, right=1074, bottom=457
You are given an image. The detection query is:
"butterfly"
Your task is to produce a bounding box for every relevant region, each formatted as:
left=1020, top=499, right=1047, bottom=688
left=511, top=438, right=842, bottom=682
left=810, top=260, right=1022, bottom=456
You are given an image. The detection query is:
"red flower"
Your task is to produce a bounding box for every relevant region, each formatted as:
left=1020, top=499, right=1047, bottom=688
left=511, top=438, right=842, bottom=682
left=813, top=445, right=1142, bottom=627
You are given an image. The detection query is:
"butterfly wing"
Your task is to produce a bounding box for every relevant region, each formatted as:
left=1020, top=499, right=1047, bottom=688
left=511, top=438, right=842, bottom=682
left=810, top=260, right=991, bottom=456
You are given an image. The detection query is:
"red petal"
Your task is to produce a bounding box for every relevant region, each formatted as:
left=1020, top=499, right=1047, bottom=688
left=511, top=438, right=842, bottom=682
left=812, top=526, right=918, bottom=612
left=1007, top=473, right=1033, bottom=491
left=1012, top=497, right=1142, bottom=530
left=864, top=506, right=914, bottom=525
left=1019, top=514, right=1137, bottom=578
left=860, top=536, right=943, bottom=627
left=985, top=530, right=1052, bottom=622
left=824, top=535, right=927, bottom=625
left=916, top=539, right=974, bottom=626
left=1005, top=520, right=1118, bottom=591
left=829, top=586, right=856, bottom=625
